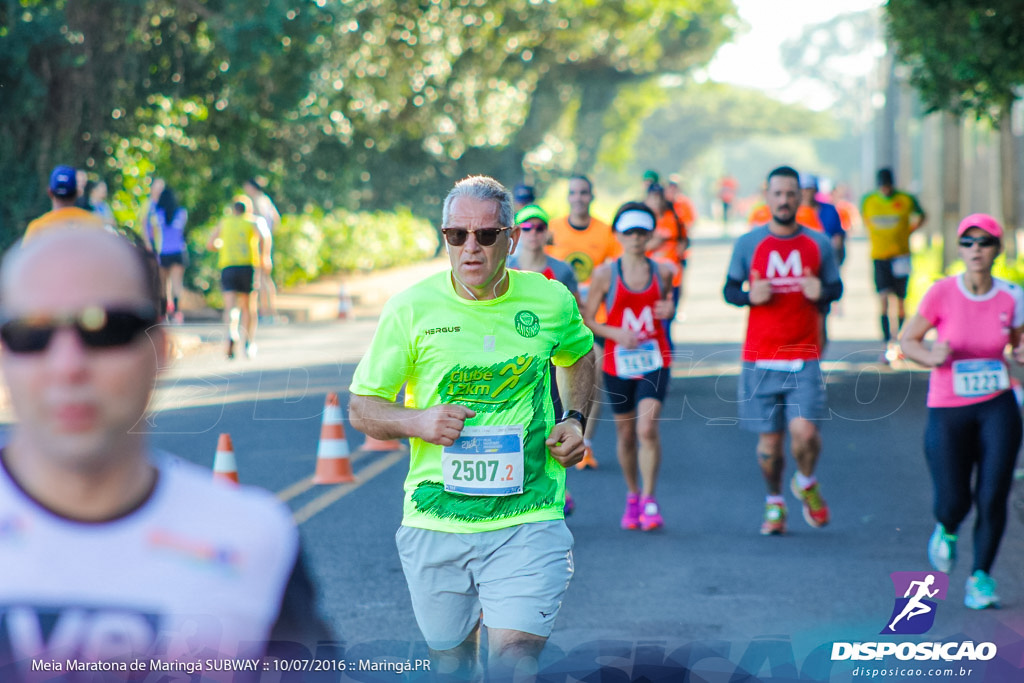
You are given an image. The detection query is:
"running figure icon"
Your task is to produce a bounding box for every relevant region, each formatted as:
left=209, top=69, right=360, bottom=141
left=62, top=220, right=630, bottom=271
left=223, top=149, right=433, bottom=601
left=888, top=574, right=939, bottom=632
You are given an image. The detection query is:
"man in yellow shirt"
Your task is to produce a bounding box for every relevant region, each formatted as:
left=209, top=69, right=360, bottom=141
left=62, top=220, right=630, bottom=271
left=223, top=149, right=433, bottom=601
left=24, top=166, right=106, bottom=239
left=860, top=168, right=925, bottom=361
left=206, top=197, right=265, bottom=359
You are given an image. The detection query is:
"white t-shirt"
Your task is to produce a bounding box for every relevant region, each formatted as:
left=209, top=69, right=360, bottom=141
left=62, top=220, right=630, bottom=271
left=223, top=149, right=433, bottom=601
left=0, top=452, right=325, bottom=677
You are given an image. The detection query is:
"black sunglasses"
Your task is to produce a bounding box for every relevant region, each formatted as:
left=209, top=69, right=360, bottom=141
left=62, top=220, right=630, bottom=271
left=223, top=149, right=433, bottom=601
left=516, top=224, right=547, bottom=233
left=958, top=235, right=999, bottom=249
left=441, top=227, right=509, bottom=247
left=621, top=228, right=651, bottom=237
left=0, top=305, right=158, bottom=354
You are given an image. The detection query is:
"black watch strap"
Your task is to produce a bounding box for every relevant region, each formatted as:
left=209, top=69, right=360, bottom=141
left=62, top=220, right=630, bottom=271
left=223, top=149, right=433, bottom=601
left=560, top=409, right=587, bottom=432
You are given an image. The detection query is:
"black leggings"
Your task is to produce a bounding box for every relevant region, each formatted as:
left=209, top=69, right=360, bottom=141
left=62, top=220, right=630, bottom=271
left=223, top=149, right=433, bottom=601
left=924, top=390, right=1022, bottom=573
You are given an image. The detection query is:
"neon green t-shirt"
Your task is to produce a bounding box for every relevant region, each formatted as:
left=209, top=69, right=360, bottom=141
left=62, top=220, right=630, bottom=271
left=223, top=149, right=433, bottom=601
left=349, top=269, right=594, bottom=533
left=217, top=214, right=260, bottom=269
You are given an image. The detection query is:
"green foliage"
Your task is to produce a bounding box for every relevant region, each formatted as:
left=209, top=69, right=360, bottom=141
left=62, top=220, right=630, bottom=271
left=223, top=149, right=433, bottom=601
left=0, top=0, right=737, bottom=249
left=187, top=206, right=439, bottom=304
left=780, top=10, right=881, bottom=124
left=600, top=81, right=836, bottom=192
left=886, top=0, right=1024, bottom=120
left=907, top=241, right=1024, bottom=311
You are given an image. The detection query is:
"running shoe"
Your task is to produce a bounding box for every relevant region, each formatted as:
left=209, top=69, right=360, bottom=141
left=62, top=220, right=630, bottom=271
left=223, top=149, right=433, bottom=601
left=226, top=340, right=235, bottom=360
left=563, top=490, right=575, bottom=517
left=927, top=523, right=957, bottom=574
left=245, top=341, right=258, bottom=359
left=639, top=496, right=663, bottom=531
left=621, top=493, right=640, bottom=530
left=760, top=501, right=787, bottom=535
left=575, top=446, right=598, bottom=470
left=964, top=570, right=1000, bottom=610
left=790, top=477, right=830, bottom=528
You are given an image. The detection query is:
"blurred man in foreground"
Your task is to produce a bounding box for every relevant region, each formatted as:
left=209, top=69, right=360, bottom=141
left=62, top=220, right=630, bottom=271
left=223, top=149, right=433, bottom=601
left=0, top=227, right=331, bottom=679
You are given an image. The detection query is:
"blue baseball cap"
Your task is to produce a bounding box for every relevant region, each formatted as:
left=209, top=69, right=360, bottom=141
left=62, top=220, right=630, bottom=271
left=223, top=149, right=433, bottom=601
left=49, top=165, right=78, bottom=198
left=513, top=183, right=535, bottom=204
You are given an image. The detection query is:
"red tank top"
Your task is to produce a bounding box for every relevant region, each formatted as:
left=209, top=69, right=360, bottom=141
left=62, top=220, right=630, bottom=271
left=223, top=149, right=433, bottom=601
left=602, top=258, right=672, bottom=377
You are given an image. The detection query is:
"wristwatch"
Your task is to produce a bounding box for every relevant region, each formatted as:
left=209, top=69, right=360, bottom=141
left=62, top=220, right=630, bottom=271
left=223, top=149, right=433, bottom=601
left=559, top=409, right=587, bottom=433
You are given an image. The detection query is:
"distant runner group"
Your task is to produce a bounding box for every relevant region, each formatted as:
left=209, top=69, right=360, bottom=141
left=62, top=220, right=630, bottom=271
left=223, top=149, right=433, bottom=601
left=5, top=163, right=1021, bottom=681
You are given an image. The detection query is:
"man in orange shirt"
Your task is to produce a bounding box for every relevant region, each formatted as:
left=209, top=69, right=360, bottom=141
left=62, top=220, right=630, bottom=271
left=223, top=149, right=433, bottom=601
left=547, top=176, right=621, bottom=298
left=717, top=174, right=739, bottom=225
left=548, top=175, right=620, bottom=470
left=24, top=166, right=107, bottom=239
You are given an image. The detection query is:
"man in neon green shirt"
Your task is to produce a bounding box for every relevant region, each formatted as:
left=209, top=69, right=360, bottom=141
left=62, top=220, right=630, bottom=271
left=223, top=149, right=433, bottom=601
left=349, top=175, right=595, bottom=680
left=206, top=196, right=264, bottom=359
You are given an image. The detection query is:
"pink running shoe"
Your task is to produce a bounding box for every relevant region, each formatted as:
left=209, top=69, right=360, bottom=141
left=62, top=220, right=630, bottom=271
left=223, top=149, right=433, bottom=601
left=621, top=493, right=640, bottom=530
left=639, top=496, right=664, bottom=531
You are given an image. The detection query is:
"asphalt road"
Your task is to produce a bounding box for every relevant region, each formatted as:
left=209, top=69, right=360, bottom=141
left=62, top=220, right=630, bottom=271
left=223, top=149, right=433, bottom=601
left=6, top=237, right=1024, bottom=681
left=134, top=341, right=1024, bottom=682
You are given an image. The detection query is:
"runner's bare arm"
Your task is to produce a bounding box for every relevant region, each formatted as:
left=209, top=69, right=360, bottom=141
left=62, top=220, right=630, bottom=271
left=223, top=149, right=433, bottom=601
left=899, top=314, right=949, bottom=367
left=580, top=263, right=610, bottom=332
left=582, top=264, right=634, bottom=346
left=205, top=223, right=222, bottom=251
left=348, top=394, right=475, bottom=447
left=1011, top=324, right=1024, bottom=364
left=546, top=350, right=596, bottom=467
left=653, top=262, right=676, bottom=319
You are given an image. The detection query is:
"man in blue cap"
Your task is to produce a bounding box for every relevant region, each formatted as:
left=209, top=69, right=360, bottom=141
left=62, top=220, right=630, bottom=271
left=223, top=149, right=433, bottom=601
left=512, top=183, right=535, bottom=212
left=24, top=165, right=106, bottom=239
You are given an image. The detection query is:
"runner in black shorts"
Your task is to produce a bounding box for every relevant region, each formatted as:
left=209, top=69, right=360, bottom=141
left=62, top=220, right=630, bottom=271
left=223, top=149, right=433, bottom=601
left=158, top=251, right=188, bottom=269
left=873, top=258, right=908, bottom=300
left=584, top=202, right=675, bottom=532
left=221, top=264, right=254, bottom=294
left=206, top=198, right=264, bottom=359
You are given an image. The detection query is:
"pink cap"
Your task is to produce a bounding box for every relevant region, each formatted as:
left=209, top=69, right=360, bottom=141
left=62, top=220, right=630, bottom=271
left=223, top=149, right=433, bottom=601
left=957, top=213, right=1002, bottom=239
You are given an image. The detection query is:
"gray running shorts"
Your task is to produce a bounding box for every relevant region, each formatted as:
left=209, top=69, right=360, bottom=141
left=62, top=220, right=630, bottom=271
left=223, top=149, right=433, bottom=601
left=395, top=520, right=574, bottom=650
left=737, top=360, right=828, bottom=433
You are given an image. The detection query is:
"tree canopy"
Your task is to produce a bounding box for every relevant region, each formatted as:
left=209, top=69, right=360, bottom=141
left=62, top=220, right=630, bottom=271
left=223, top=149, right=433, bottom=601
left=0, top=0, right=736, bottom=244
left=885, top=0, right=1024, bottom=120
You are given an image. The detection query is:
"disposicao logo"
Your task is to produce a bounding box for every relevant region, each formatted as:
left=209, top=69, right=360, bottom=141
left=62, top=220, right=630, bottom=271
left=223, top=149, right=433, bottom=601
left=882, top=571, right=947, bottom=635
left=831, top=571, right=997, bottom=663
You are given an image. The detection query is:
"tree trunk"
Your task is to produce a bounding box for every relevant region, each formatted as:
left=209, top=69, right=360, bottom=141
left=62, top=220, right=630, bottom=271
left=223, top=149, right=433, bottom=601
left=877, top=50, right=897, bottom=172
left=941, top=112, right=962, bottom=271
left=1000, top=112, right=1019, bottom=260
left=920, top=113, right=942, bottom=247
left=572, top=70, right=630, bottom=175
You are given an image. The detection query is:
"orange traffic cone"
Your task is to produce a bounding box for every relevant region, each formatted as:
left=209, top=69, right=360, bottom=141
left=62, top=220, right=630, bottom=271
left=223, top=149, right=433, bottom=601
left=312, top=393, right=356, bottom=484
left=359, top=434, right=404, bottom=452
left=212, top=433, right=240, bottom=485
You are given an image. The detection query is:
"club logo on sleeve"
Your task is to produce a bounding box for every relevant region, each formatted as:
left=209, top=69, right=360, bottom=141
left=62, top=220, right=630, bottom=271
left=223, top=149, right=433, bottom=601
left=882, top=571, right=947, bottom=635
left=514, top=310, right=540, bottom=338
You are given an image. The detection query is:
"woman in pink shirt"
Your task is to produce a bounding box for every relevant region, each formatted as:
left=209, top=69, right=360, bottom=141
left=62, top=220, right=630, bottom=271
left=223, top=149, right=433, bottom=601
left=901, top=213, right=1024, bottom=610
